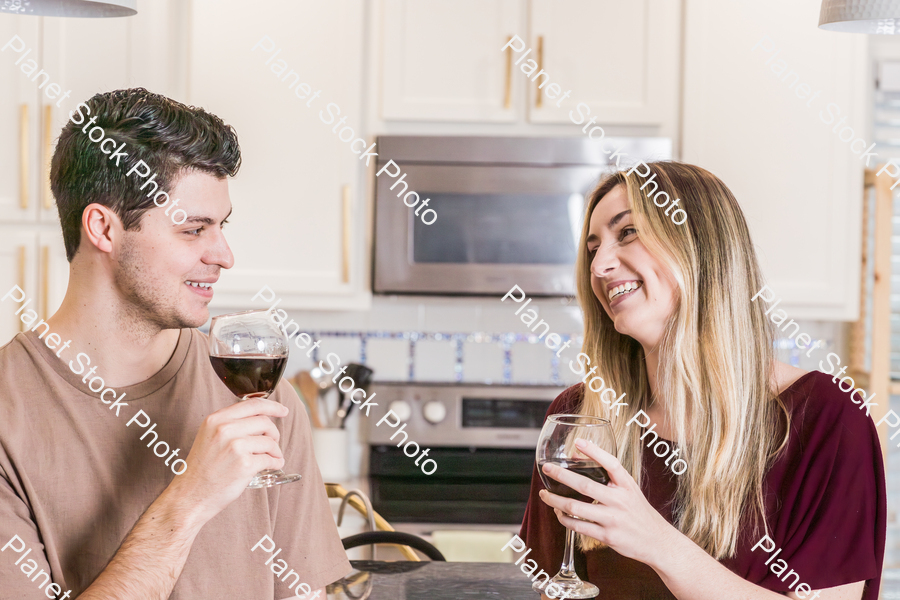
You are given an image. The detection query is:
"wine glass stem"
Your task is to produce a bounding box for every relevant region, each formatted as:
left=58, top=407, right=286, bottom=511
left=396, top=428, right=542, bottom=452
left=560, top=526, right=578, bottom=578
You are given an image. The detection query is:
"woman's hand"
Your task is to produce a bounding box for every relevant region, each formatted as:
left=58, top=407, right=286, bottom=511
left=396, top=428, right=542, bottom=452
left=540, top=440, right=866, bottom=600
left=538, top=438, right=677, bottom=567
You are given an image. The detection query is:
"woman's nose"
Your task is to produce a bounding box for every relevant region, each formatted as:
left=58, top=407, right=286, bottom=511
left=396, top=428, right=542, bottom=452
left=591, top=242, right=619, bottom=277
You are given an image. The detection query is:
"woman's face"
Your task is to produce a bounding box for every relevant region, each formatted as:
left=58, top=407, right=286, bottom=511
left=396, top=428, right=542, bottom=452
left=587, top=184, right=678, bottom=350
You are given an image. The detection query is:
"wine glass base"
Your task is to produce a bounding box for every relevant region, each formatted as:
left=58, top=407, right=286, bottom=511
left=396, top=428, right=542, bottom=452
left=247, top=469, right=302, bottom=489
left=532, top=577, right=599, bottom=599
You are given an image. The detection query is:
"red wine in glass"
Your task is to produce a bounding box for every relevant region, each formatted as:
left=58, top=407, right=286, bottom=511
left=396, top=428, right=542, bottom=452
left=208, top=309, right=300, bottom=489
left=534, top=414, right=616, bottom=599
left=209, top=354, right=288, bottom=398
left=538, top=458, right=610, bottom=502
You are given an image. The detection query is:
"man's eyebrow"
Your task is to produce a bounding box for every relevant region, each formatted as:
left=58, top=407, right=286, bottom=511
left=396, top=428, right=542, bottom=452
left=180, top=216, right=217, bottom=226
left=180, top=208, right=233, bottom=226
left=608, top=210, right=631, bottom=228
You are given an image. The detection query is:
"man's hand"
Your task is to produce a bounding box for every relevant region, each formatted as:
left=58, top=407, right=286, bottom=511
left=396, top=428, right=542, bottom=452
left=78, top=398, right=290, bottom=600
left=163, top=398, right=289, bottom=523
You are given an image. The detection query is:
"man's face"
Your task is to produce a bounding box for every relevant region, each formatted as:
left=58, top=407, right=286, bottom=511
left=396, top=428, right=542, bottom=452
left=113, top=171, right=234, bottom=330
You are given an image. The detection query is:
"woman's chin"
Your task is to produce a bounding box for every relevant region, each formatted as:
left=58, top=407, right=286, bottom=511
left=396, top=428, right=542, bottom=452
left=612, top=317, right=655, bottom=347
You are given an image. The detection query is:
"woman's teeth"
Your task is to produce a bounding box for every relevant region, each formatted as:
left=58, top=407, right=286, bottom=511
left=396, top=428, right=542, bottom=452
left=608, top=281, right=642, bottom=301
left=186, top=281, right=212, bottom=289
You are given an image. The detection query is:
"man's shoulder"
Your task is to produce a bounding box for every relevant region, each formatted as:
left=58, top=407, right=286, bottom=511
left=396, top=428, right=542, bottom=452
left=0, top=332, right=45, bottom=376
left=0, top=332, right=30, bottom=357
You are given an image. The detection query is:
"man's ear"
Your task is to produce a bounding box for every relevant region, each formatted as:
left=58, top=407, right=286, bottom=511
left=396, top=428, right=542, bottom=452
left=81, top=203, right=122, bottom=254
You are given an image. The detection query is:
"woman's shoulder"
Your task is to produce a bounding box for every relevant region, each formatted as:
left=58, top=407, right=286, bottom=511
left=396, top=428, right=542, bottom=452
left=778, top=366, right=881, bottom=456
left=547, top=383, right=584, bottom=416
left=772, top=360, right=808, bottom=393
left=757, top=367, right=885, bottom=591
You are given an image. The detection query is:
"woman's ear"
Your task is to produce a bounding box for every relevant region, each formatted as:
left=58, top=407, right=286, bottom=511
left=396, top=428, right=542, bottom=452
left=81, top=203, right=122, bottom=254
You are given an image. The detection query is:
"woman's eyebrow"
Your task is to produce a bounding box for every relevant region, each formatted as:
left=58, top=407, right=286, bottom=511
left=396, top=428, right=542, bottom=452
left=608, top=210, right=632, bottom=228
left=586, top=209, right=632, bottom=244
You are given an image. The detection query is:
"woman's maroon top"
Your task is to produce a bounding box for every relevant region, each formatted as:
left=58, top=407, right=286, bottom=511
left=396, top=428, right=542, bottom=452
left=519, top=371, right=886, bottom=599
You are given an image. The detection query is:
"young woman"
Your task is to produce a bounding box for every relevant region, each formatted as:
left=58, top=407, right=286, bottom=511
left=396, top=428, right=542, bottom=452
left=519, top=162, right=885, bottom=600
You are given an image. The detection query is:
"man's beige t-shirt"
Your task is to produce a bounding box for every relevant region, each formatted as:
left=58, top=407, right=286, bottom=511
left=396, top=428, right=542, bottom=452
left=0, top=328, right=351, bottom=599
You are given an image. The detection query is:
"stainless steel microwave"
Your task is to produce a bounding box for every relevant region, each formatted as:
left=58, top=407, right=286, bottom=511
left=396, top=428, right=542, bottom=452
left=373, top=135, right=671, bottom=296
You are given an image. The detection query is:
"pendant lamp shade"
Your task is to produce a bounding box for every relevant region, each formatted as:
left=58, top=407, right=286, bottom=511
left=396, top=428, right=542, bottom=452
left=0, top=0, right=136, bottom=17
left=819, top=0, right=900, bottom=33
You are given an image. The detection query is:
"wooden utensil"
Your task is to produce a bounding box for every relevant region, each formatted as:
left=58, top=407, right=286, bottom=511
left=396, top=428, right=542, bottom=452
left=296, top=371, right=324, bottom=429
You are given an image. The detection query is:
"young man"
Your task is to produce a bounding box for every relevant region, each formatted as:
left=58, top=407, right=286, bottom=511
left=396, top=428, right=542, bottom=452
left=0, top=88, right=350, bottom=599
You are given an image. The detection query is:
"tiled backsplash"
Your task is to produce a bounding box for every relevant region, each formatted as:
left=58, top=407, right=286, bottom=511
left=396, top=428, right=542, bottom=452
left=212, top=295, right=848, bottom=386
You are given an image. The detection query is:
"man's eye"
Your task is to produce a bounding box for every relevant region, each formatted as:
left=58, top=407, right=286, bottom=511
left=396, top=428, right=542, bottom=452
left=186, top=228, right=203, bottom=236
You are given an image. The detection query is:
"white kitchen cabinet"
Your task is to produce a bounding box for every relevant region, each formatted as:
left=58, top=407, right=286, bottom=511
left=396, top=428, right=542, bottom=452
left=0, top=15, right=41, bottom=224
left=0, top=8, right=176, bottom=226
left=187, top=0, right=370, bottom=310
left=0, top=232, right=37, bottom=344
left=381, top=0, right=522, bottom=122
left=379, top=0, right=680, bottom=134
left=682, top=0, right=867, bottom=320
left=527, top=0, right=680, bottom=136
left=0, top=230, right=67, bottom=345
left=37, top=230, right=69, bottom=324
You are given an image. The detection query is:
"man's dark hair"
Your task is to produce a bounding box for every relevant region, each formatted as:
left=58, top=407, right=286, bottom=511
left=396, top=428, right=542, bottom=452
left=50, top=88, right=241, bottom=261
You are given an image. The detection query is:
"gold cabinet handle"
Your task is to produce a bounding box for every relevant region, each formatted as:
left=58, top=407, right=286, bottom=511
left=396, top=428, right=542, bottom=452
left=17, top=246, right=26, bottom=332
left=19, top=104, right=29, bottom=210
left=43, top=105, right=53, bottom=210
left=41, top=245, right=49, bottom=321
left=341, top=185, right=351, bottom=284
left=535, top=36, right=544, bottom=108
left=504, top=35, right=513, bottom=109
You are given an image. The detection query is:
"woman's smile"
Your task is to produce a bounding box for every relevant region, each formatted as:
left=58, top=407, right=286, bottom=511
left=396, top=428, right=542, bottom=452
left=607, top=280, right=644, bottom=309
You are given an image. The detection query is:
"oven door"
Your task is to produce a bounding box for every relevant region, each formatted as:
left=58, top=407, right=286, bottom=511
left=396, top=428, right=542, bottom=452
left=369, top=446, right=536, bottom=524
left=373, top=163, right=607, bottom=296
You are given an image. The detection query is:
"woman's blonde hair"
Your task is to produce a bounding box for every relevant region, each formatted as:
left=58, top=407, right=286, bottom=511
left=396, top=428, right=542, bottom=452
left=575, top=162, right=789, bottom=559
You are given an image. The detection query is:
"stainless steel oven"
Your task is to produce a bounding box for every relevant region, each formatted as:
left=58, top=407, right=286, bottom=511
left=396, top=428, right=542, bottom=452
left=365, top=382, right=564, bottom=525
left=373, top=135, right=671, bottom=296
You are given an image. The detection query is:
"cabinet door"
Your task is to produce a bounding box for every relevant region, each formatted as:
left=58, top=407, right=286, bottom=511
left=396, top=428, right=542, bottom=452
left=0, top=16, right=41, bottom=224
left=188, top=0, right=369, bottom=310
left=381, top=0, right=522, bottom=122
left=682, top=0, right=866, bottom=320
left=37, top=230, right=69, bottom=323
left=0, top=231, right=38, bottom=345
left=528, top=0, right=681, bottom=135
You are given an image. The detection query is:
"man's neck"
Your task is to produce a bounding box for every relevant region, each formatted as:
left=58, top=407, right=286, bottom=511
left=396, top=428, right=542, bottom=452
left=45, top=283, right=183, bottom=389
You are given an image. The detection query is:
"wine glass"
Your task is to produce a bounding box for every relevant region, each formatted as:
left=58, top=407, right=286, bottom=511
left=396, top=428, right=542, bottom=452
left=534, top=414, right=616, bottom=599
left=208, top=309, right=302, bottom=488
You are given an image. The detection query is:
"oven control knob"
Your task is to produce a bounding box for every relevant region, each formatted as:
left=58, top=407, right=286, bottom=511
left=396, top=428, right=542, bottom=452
left=388, top=400, right=412, bottom=422
left=423, top=401, right=447, bottom=424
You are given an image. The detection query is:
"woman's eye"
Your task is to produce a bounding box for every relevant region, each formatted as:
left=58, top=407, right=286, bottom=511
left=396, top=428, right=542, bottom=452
left=619, top=226, right=636, bottom=241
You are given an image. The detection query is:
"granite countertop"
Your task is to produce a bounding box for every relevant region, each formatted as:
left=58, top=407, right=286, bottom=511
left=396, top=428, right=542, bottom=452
left=327, top=561, right=537, bottom=600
